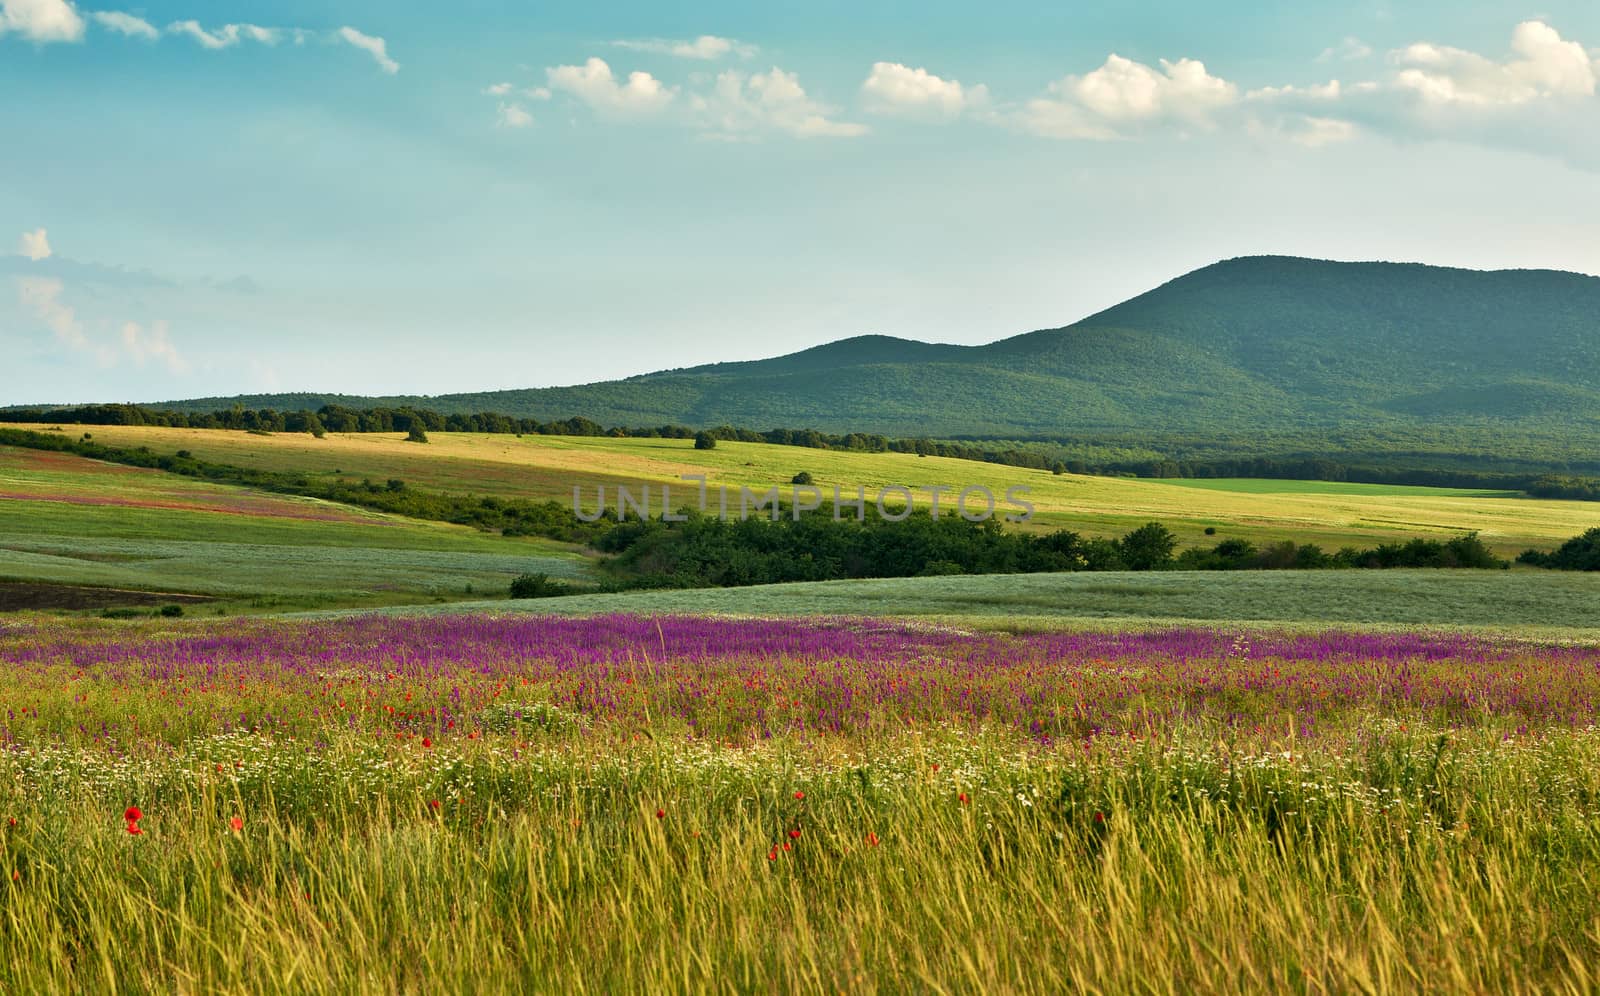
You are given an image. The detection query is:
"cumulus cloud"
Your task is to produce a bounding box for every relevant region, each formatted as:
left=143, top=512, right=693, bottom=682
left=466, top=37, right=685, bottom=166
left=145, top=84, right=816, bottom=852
left=693, top=67, right=867, bottom=138
left=547, top=57, right=675, bottom=113
left=612, top=35, right=754, bottom=60
left=861, top=62, right=987, bottom=119
left=484, top=82, right=514, bottom=96
left=1392, top=20, right=1595, bottom=106
left=0, top=0, right=84, bottom=42
left=90, top=10, right=155, bottom=39
left=1019, top=54, right=1238, bottom=139
left=18, top=228, right=51, bottom=261
left=338, top=26, right=399, bottom=74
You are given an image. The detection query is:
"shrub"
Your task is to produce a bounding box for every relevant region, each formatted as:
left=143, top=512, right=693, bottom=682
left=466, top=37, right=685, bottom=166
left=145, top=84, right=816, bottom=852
left=791, top=471, right=814, bottom=485
left=158, top=604, right=185, bottom=618
left=693, top=431, right=717, bottom=450
left=407, top=426, right=429, bottom=444
left=509, top=573, right=570, bottom=599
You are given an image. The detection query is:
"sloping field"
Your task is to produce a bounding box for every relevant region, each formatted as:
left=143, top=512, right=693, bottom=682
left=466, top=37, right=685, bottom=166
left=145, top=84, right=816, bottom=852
left=17, top=424, right=1596, bottom=554
left=0, top=446, right=589, bottom=610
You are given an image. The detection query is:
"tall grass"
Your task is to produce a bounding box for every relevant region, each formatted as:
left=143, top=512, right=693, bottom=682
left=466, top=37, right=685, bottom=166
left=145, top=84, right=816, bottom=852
left=2, top=728, right=1598, bottom=992
left=5, top=615, right=1599, bottom=991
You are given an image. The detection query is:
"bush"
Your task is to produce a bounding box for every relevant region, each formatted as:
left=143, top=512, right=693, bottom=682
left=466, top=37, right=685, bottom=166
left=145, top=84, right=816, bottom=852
left=159, top=604, right=184, bottom=618
left=1519, top=528, right=1600, bottom=571
left=693, top=431, right=717, bottom=450
left=791, top=471, right=814, bottom=485
left=407, top=426, right=429, bottom=444
left=509, top=573, right=571, bottom=599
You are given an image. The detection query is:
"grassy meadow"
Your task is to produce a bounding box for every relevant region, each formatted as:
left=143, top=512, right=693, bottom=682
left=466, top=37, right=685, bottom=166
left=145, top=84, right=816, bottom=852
left=3, top=614, right=1599, bottom=992
left=0, top=445, right=589, bottom=612
left=14, top=424, right=1597, bottom=555
left=367, top=569, right=1600, bottom=638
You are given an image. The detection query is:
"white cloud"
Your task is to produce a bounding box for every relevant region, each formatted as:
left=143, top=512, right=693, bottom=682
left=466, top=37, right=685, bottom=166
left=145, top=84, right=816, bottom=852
left=612, top=35, right=755, bottom=60
left=1019, top=54, right=1238, bottom=139
left=1317, top=37, right=1373, bottom=63
left=1392, top=20, right=1595, bottom=106
left=17, top=275, right=109, bottom=363
left=484, top=82, right=514, bottom=96
left=121, top=320, right=185, bottom=372
left=0, top=0, right=83, bottom=42
left=1292, top=116, right=1358, bottom=147
left=338, top=26, right=399, bottom=74
left=166, top=20, right=280, bottom=49
left=1247, top=80, right=1345, bottom=102
left=90, top=10, right=156, bottom=39
left=497, top=103, right=533, bottom=128
left=18, top=228, right=51, bottom=261
left=694, top=67, right=867, bottom=138
left=861, top=62, right=988, bottom=119
left=17, top=274, right=184, bottom=370
left=547, top=57, right=674, bottom=113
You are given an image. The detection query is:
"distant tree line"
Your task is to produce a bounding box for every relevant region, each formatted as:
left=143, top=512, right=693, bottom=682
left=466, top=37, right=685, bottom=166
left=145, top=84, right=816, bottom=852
left=2, top=428, right=1546, bottom=597
left=5, top=402, right=1596, bottom=499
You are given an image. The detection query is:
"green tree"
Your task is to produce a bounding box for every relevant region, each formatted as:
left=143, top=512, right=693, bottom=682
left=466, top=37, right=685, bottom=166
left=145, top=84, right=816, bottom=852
left=1117, top=522, right=1178, bottom=571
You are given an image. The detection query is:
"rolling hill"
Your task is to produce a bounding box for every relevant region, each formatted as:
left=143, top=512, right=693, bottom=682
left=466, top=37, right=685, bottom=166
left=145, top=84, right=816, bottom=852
left=145, top=255, right=1600, bottom=448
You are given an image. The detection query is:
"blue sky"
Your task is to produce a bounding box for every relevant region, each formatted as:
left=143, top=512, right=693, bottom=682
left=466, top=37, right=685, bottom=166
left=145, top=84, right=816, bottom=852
left=4, top=0, right=1600, bottom=404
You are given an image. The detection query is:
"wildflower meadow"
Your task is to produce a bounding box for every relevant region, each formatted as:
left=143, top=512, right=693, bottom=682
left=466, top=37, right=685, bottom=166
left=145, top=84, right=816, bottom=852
left=2, top=613, right=1598, bottom=991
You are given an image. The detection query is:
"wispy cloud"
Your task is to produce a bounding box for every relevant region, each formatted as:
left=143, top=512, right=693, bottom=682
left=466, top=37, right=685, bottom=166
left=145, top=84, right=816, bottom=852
left=166, top=20, right=283, bottom=49
left=338, top=26, right=399, bottom=75
left=611, top=35, right=754, bottom=60
left=90, top=10, right=157, bottom=40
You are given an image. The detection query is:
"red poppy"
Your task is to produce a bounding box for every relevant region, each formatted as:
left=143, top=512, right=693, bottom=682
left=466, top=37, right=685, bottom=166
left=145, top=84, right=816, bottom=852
left=959, top=792, right=969, bottom=805
left=124, top=806, right=143, bottom=823
left=1093, top=811, right=1106, bottom=824
left=125, top=823, right=143, bottom=836
left=788, top=828, right=801, bottom=839
left=793, top=791, right=805, bottom=800
left=767, top=849, right=777, bottom=861
left=655, top=808, right=666, bottom=819
left=866, top=832, right=880, bottom=847
left=421, top=737, right=432, bottom=748
left=428, top=799, right=441, bottom=810
left=782, top=841, right=791, bottom=852
left=229, top=817, right=244, bottom=833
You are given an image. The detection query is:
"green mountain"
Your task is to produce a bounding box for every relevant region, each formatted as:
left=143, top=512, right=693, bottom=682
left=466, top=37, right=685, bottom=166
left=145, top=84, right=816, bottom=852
left=147, top=255, right=1600, bottom=453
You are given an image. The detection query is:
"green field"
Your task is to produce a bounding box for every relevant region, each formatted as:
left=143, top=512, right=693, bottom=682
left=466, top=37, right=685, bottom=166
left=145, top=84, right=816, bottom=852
left=0, top=445, right=588, bottom=611
left=14, top=425, right=1597, bottom=556
left=338, top=569, right=1600, bottom=637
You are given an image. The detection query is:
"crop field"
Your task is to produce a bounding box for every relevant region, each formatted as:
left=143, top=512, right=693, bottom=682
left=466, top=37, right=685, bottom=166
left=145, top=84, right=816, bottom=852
left=0, top=446, right=589, bottom=612
left=2, top=612, right=1598, bottom=992
left=372, top=569, right=1600, bottom=638
left=14, top=424, right=1596, bottom=554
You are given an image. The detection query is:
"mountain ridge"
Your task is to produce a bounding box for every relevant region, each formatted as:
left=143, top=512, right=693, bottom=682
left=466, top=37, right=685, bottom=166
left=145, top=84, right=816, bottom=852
left=31, top=255, right=1600, bottom=451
